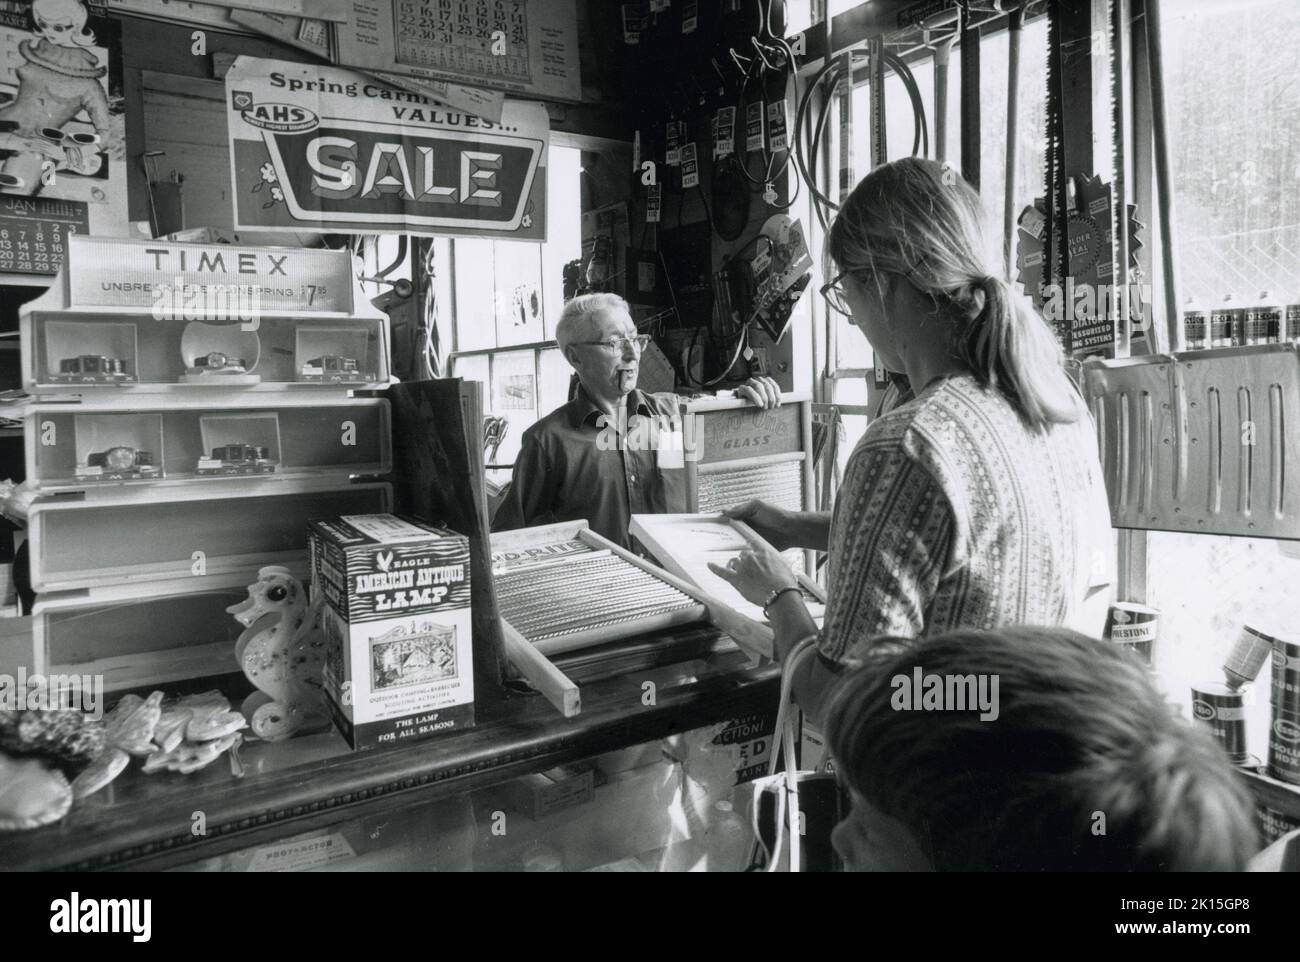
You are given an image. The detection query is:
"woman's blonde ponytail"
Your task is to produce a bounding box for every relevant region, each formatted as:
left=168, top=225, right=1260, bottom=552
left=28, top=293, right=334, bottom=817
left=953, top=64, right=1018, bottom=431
left=954, top=275, right=1084, bottom=427
left=827, top=158, right=1085, bottom=429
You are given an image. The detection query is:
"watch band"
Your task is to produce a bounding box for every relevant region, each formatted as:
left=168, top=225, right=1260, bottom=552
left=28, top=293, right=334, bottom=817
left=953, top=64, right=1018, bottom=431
left=762, top=584, right=802, bottom=618
left=194, top=353, right=246, bottom=369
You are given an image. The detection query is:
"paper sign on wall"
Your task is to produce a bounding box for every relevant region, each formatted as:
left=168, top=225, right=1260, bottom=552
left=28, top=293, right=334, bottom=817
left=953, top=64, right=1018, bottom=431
left=0, top=3, right=127, bottom=247
left=225, top=56, right=548, bottom=240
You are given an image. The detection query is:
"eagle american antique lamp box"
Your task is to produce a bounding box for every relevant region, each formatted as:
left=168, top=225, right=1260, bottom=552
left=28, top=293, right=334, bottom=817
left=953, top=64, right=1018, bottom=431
left=309, top=514, right=475, bottom=750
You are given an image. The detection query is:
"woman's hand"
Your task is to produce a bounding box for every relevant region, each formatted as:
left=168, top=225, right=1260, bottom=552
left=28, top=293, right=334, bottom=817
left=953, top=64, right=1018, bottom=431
left=707, top=543, right=798, bottom=608
left=723, top=500, right=796, bottom=552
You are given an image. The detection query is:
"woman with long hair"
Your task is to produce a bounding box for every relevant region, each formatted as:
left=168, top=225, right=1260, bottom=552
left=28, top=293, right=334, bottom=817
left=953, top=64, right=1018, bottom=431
left=710, top=157, right=1114, bottom=717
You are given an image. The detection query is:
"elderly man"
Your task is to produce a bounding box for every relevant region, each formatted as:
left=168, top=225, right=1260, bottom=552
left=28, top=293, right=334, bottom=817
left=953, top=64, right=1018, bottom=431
left=492, top=292, right=781, bottom=549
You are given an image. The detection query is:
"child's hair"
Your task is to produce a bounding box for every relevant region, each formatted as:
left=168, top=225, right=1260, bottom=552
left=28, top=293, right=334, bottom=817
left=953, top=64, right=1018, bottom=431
left=827, top=157, right=1083, bottom=429
left=825, top=626, right=1259, bottom=871
left=33, top=0, right=96, bottom=47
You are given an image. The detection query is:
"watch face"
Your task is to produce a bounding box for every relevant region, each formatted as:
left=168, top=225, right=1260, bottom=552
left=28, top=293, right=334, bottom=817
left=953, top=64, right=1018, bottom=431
left=104, top=446, right=136, bottom=470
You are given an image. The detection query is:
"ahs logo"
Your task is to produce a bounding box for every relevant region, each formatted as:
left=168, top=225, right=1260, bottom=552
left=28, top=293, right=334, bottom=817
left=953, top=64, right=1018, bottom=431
left=375, top=551, right=394, bottom=572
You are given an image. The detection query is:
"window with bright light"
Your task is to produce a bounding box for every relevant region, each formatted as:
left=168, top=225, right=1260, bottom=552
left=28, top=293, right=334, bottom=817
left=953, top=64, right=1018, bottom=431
left=1140, top=0, right=1300, bottom=724
left=1161, top=0, right=1300, bottom=305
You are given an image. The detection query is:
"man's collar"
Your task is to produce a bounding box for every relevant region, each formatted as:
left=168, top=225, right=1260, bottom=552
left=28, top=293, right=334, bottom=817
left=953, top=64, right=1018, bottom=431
left=571, top=383, right=653, bottom=427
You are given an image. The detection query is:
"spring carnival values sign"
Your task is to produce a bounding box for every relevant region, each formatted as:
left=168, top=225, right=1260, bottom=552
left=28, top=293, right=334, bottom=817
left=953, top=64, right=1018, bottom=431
left=225, top=56, right=548, bottom=240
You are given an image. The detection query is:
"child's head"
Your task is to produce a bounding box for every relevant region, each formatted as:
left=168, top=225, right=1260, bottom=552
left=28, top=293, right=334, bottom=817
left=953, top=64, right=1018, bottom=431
left=32, top=0, right=96, bottom=48
left=825, top=626, right=1259, bottom=871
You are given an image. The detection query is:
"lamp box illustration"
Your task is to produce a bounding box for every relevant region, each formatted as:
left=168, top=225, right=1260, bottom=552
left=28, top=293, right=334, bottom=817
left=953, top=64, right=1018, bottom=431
left=310, top=513, right=474, bottom=750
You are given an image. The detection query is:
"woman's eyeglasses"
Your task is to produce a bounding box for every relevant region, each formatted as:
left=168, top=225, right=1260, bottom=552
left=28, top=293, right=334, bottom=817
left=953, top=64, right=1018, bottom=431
left=820, top=271, right=854, bottom=317
left=572, top=334, right=652, bottom=353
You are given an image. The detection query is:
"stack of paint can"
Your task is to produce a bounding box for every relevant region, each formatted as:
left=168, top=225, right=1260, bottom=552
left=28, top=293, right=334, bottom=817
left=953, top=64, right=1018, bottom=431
left=1181, top=292, right=1294, bottom=351
left=1189, top=624, right=1276, bottom=768
left=1270, top=630, right=1300, bottom=786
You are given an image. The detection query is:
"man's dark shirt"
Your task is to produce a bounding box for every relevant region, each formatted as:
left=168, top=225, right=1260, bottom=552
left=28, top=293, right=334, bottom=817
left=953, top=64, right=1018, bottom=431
left=491, top=386, right=686, bottom=549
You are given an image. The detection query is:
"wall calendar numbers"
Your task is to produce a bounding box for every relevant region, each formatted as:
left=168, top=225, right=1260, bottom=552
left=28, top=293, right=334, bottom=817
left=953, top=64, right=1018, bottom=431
left=0, top=196, right=90, bottom=277
left=393, top=0, right=531, bottom=83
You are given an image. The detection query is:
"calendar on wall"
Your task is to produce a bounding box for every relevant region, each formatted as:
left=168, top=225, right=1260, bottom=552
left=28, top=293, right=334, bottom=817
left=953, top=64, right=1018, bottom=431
left=334, top=0, right=581, bottom=103
left=392, top=0, right=528, bottom=82
left=0, top=196, right=89, bottom=276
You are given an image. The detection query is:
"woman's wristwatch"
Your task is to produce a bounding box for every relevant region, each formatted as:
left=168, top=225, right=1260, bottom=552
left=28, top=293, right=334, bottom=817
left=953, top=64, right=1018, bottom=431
left=762, top=584, right=802, bottom=618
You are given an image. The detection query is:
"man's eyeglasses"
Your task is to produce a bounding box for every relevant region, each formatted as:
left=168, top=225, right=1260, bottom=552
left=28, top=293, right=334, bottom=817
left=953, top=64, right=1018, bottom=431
left=820, top=271, right=854, bottom=317
left=572, top=334, right=652, bottom=353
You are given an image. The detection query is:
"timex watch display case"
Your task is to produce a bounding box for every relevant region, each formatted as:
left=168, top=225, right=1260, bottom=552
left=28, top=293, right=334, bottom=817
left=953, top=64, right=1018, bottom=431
left=15, top=236, right=394, bottom=688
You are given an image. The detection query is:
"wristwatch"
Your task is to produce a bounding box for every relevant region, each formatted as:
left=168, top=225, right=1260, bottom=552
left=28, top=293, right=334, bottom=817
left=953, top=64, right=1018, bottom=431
left=211, top=444, right=270, bottom=462
left=761, top=584, right=802, bottom=617
left=60, top=355, right=126, bottom=375
left=193, top=352, right=246, bottom=370
left=87, top=446, right=152, bottom=470
left=304, top=355, right=359, bottom=373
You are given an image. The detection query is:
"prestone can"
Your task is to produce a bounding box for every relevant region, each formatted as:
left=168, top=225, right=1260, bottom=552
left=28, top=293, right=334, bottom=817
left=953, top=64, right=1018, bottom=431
left=1223, top=624, right=1279, bottom=690
left=1104, top=602, right=1158, bottom=665
left=1267, top=707, right=1300, bottom=785
left=1191, top=682, right=1248, bottom=765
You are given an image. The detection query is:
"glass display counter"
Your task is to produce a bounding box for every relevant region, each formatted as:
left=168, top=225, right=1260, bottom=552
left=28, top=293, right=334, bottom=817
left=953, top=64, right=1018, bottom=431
left=0, top=626, right=780, bottom=872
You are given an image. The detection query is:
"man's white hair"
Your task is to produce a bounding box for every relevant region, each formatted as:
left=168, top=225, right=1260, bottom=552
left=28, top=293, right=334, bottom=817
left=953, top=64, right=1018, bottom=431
left=555, top=293, right=631, bottom=353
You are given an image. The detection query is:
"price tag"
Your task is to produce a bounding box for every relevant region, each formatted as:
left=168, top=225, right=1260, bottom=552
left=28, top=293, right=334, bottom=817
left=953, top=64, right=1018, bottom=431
left=665, top=120, right=682, bottom=166
left=680, top=143, right=699, bottom=188
left=745, top=102, right=765, bottom=152
left=714, top=106, right=735, bottom=157
left=767, top=100, right=788, bottom=152
left=646, top=183, right=662, bottom=223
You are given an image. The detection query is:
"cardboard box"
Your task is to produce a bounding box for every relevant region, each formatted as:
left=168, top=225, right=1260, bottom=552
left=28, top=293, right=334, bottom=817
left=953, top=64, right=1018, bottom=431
left=310, top=514, right=474, bottom=750
left=508, top=765, right=595, bottom=820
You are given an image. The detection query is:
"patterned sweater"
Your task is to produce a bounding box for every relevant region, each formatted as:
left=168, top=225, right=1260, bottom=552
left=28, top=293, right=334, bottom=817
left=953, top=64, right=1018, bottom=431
left=820, top=374, right=1114, bottom=663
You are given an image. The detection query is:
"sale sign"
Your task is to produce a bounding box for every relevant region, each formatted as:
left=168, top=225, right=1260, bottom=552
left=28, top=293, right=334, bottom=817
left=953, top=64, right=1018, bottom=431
left=225, top=56, right=548, bottom=240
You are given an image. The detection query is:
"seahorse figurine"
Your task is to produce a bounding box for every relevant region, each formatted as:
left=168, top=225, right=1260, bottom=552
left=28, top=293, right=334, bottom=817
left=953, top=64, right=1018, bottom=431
left=226, top=566, right=329, bottom=742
